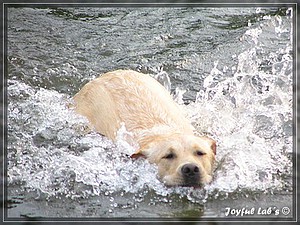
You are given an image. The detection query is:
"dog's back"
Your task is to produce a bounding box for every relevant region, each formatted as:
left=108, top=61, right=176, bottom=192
left=73, top=70, right=194, bottom=140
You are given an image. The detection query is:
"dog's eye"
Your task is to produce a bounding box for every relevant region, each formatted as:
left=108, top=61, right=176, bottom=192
left=196, top=151, right=206, bottom=156
left=164, top=153, right=175, bottom=159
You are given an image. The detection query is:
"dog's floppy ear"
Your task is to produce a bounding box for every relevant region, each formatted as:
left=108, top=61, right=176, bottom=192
left=210, top=139, right=216, bottom=155
left=130, top=150, right=146, bottom=159
left=130, top=146, right=149, bottom=159
left=199, top=136, right=216, bottom=155
left=130, top=135, right=159, bottom=159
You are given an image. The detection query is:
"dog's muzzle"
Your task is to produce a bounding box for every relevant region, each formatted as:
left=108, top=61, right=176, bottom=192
left=181, top=163, right=201, bottom=186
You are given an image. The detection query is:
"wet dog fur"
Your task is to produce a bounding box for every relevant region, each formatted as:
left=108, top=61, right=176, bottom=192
left=73, top=70, right=216, bottom=187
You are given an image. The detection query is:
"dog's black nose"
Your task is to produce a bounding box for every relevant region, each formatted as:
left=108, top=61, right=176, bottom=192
left=181, top=163, right=200, bottom=177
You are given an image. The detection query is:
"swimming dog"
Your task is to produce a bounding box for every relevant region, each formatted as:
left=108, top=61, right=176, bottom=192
left=73, top=70, right=216, bottom=187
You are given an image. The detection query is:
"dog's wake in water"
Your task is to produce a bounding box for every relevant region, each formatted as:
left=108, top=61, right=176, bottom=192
left=7, top=53, right=292, bottom=203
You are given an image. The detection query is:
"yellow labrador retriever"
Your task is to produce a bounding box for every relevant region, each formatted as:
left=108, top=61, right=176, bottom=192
left=73, top=70, right=216, bottom=187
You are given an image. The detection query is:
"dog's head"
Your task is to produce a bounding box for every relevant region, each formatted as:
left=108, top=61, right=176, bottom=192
left=131, top=133, right=216, bottom=187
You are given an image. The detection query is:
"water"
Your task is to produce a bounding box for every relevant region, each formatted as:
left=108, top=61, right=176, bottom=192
left=5, top=6, right=295, bottom=220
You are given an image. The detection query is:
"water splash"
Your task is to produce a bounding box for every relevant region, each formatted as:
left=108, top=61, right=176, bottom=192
left=7, top=80, right=169, bottom=199
left=184, top=14, right=293, bottom=197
